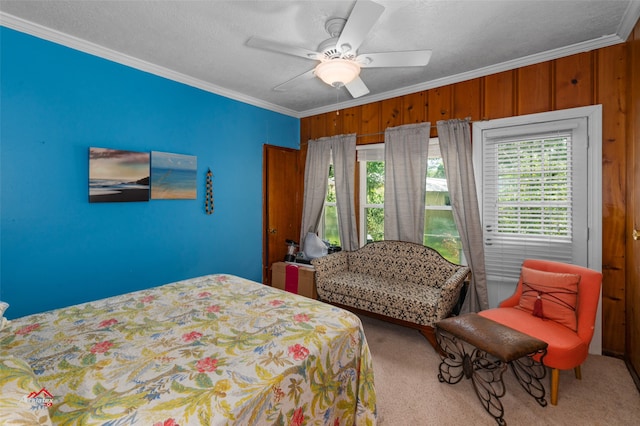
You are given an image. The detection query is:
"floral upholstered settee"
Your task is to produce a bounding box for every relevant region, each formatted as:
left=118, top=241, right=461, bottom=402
left=311, top=240, right=470, bottom=349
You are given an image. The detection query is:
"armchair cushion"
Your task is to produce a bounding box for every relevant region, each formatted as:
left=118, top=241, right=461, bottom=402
left=516, top=266, right=580, bottom=331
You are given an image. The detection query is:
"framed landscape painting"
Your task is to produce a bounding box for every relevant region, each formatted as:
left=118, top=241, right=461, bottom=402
left=151, top=151, right=197, bottom=199
left=89, top=147, right=150, bottom=203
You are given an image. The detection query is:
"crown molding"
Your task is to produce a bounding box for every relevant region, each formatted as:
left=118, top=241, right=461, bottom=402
left=0, top=12, right=301, bottom=118
left=618, top=0, right=640, bottom=40
left=299, top=32, right=626, bottom=117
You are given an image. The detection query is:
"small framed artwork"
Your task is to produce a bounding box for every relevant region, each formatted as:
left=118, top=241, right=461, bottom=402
left=89, top=147, right=150, bottom=203
left=151, top=151, right=197, bottom=199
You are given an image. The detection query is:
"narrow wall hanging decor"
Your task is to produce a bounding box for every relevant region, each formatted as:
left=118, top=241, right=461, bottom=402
left=205, top=168, right=214, bottom=215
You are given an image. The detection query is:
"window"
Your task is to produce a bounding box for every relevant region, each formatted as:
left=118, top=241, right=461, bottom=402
left=319, top=163, right=340, bottom=245
left=354, top=144, right=383, bottom=246
left=424, top=142, right=463, bottom=263
left=473, top=106, right=602, bottom=308
left=361, top=157, right=384, bottom=243
left=481, top=129, right=582, bottom=280
left=357, top=139, right=462, bottom=263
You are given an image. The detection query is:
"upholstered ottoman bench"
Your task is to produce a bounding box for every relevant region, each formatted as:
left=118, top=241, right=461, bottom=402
left=435, top=313, right=548, bottom=426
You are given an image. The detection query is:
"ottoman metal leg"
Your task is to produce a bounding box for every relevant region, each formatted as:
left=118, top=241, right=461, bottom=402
left=435, top=314, right=549, bottom=425
left=437, top=329, right=509, bottom=426
left=510, top=350, right=548, bottom=407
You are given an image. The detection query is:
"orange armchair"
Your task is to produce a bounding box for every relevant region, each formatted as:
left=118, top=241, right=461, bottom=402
left=479, top=259, right=602, bottom=405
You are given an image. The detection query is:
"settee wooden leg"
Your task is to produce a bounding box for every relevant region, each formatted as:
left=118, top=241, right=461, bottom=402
left=551, top=368, right=560, bottom=405
left=574, top=365, right=582, bottom=380
left=419, top=327, right=442, bottom=354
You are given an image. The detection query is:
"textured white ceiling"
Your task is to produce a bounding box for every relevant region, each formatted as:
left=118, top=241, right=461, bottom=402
left=1, top=1, right=639, bottom=117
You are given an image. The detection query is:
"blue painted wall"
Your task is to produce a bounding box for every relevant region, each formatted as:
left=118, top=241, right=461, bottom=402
left=0, top=28, right=300, bottom=319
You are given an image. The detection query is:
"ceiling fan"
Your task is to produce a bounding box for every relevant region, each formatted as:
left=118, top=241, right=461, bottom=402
left=246, top=0, right=432, bottom=98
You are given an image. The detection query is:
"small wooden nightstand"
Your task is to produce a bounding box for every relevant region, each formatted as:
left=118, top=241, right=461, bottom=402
left=271, top=262, right=317, bottom=299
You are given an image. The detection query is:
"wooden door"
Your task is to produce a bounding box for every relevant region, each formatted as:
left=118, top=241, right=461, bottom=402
left=262, top=144, right=302, bottom=285
left=626, top=20, right=640, bottom=388
left=628, top=117, right=640, bottom=386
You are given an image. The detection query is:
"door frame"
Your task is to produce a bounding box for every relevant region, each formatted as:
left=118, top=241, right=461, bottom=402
left=262, top=144, right=303, bottom=284
left=473, top=105, right=603, bottom=353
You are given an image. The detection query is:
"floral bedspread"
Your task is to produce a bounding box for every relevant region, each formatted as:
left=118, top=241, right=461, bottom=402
left=0, top=274, right=376, bottom=425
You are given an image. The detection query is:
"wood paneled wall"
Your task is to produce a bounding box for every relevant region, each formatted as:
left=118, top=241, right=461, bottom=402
left=300, top=44, right=631, bottom=355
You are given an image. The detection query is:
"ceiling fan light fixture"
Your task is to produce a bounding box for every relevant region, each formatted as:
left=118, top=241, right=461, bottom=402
left=314, top=59, right=361, bottom=87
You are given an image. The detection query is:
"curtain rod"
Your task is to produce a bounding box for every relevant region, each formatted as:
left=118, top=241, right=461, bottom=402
left=353, top=117, right=474, bottom=139
left=356, top=131, right=385, bottom=138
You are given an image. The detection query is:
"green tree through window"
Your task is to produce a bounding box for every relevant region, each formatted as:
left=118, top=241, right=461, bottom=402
left=322, top=164, right=340, bottom=245
left=424, top=157, right=461, bottom=263
left=365, top=161, right=384, bottom=242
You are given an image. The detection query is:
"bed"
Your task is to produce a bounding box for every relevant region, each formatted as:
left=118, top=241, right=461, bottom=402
left=0, top=274, right=376, bottom=425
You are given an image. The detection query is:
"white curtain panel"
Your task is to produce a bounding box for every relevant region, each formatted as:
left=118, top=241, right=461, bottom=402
left=299, top=138, right=331, bottom=250
left=299, top=134, right=358, bottom=252
left=383, top=123, right=431, bottom=244
left=437, top=118, right=489, bottom=313
left=331, top=134, right=359, bottom=251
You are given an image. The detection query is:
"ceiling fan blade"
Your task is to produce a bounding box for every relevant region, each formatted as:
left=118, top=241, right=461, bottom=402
left=358, top=50, right=432, bottom=68
left=336, top=0, right=385, bottom=55
left=345, top=76, right=370, bottom=98
left=247, top=36, right=321, bottom=60
left=273, top=69, right=316, bottom=91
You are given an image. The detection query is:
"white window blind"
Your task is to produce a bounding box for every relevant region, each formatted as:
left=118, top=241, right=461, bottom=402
left=356, top=144, right=384, bottom=162
left=479, top=117, right=588, bottom=295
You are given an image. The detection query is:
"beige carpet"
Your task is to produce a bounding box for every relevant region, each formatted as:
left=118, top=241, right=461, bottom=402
left=359, top=315, right=640, bottom=426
